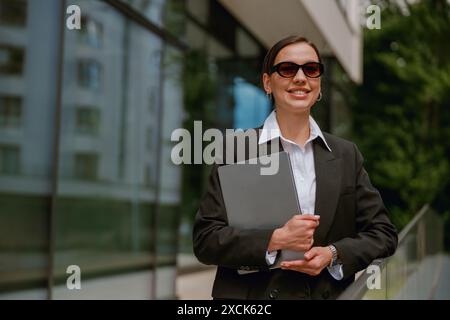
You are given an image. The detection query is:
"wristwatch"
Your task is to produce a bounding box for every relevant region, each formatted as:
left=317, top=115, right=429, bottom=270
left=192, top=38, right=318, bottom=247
left=328, top=245, right=339, bottom=267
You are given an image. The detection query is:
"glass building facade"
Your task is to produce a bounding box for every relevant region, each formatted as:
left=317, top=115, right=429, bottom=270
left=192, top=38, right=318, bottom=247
left=0, top=0, right=351, bottom=299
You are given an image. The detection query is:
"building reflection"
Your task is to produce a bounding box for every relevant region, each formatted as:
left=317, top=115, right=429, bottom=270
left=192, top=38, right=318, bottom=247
left=0, top=0, right=358, bottom=299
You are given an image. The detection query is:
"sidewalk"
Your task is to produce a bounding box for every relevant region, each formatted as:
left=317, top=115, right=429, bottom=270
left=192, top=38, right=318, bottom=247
left=176, top=253, right=216, bottom=300
left=177, top=268, right=216, bottom=300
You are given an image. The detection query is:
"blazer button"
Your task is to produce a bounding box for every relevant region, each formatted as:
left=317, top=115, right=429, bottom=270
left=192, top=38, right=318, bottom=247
left=269, top=289, right=279, bottom=300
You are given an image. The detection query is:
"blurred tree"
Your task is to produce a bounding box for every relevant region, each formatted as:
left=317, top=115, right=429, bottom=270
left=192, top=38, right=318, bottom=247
left=178, top=49, right=218, bottom=252
left=351, top=0, right=450, bottom=247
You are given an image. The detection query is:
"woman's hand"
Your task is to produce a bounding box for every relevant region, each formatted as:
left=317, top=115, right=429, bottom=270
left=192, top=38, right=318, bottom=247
left=267, top=214, right=320, bottom=252
left=279, top=246, right=333, bottom=276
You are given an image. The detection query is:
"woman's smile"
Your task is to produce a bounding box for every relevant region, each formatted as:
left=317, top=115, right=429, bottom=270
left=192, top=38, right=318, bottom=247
left=287, top=87, right=311, bottom=99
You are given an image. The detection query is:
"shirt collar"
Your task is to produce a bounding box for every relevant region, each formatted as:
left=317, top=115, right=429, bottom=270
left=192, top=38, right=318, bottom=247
left=258, top=110, right=332, bottom=152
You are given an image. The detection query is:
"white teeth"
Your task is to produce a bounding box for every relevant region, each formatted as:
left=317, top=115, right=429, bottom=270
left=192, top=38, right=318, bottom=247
left=292, top=90, right=306, bottom=94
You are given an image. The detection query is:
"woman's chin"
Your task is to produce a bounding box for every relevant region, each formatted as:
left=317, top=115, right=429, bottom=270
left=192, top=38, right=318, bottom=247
left=278, top=102, right=312, bottom=114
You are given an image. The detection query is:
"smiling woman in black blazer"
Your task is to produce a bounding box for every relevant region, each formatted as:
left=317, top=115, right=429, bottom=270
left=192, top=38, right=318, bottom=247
left=193, top=35, right=398, bottom=300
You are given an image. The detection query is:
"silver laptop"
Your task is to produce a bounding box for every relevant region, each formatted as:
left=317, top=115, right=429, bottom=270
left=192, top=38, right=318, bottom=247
left=218, top=151, right=305, bottom=271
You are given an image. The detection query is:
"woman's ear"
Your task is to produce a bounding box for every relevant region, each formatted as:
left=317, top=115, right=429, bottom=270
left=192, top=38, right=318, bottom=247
left=262, top=73, right=271, bottom=94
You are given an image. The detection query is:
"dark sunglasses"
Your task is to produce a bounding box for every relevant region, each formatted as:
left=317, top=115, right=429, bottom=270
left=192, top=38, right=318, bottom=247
left=270, top=61, right=324, bottom=78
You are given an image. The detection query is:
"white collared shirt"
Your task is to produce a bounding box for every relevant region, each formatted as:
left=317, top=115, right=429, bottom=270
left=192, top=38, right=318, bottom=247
left=260, top=110, right=343, bottom=280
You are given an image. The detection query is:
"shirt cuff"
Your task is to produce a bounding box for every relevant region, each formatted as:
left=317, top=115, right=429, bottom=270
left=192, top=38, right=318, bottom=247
left=265, top=250, right=278, bottom=265
left=327, top=263, right=344, bottom=280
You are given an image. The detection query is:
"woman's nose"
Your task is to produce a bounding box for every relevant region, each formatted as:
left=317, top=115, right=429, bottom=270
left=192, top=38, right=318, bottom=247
left=292, top=68, right=307, bottom=84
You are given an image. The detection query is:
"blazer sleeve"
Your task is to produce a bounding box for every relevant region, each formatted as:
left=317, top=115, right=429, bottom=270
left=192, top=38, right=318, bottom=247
left=192, top=163, right=275, bottom=270
left=332, top=144, right=398, bottom=280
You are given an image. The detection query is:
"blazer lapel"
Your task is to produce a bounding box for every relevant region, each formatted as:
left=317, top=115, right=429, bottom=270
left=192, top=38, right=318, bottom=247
left=313, top=138, right=342, bottom=246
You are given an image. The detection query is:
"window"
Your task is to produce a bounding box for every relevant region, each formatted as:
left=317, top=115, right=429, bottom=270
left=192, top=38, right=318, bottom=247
left=79, top=16, right=103, bottom=48
left=75, top=107, right=100, bottom=135
left=0, top=95, right=22, bottom=128
left=0, top=45, right=25, bottom=75
left=0, top=145, right=20, bottom=175
left=0, top=0, right=27, bottom=27
left=78, top=59, right=101, bottom=90
left=74, top=153, right=99, bottom=180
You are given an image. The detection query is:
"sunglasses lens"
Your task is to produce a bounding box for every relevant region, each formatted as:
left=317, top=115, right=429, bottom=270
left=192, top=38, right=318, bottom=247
left=303, top=62, right=322, bottom=78
left=277, top=62, right=299, bottom=77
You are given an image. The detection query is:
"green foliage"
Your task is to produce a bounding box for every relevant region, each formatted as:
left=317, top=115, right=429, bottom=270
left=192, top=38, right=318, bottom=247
left=351, top=0, right=450, bottom=240
left=180, top=50, right=218, bottom=228
left=183, top=50, right=218, bottom=119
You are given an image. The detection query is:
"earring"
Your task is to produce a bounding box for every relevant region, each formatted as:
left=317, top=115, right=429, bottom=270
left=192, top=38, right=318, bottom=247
left=317, top=92, right=322, bottom=102
left=266, top=92, right=272, bottom=101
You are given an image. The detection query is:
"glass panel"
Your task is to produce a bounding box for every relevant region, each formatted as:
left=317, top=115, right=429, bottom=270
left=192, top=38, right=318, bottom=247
left=155, top=45, right=183, bottom=299
left=344, top=208, right=447, bottom=300
left=362, top=262, right=387, bottom=300
left=124, top=0, right=185, bottom=36
left=236, top=28, right=259, bottom=58
left=53, top=0, right=162, bottom=299
left=382, top=211, right=445, bottom=299
left=206, top=35, right=232, bottom=59
left=328, top=59, right=352, bottom=138
left=185, top=21, right=207, bottom=51
left=213, top=50, right=266, bottom=130
left=186, top=0, right=208, bottom=25
left=233, top=77, right=270, bottom=130
left=163, top=0, right=185, bottom=36
left=0, top=0, right=61, bottom=299
left=123, top=0, right=165, bottom=27
left=177, top=10, right=267, bottom=281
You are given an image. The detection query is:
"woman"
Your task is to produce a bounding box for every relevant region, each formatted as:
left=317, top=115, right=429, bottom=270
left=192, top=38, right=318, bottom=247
left=193, top=35, right=398, bottom=300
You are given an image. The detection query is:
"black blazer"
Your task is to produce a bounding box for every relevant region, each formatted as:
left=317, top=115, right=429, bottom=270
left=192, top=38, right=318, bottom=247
left=193, top=129, right=398, bottom=300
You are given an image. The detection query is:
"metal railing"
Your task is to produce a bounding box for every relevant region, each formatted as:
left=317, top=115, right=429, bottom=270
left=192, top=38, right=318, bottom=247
left=338, top=204, right=445, bottom=299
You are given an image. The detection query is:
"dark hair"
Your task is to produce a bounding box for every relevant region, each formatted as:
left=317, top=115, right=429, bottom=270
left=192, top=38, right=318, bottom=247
left=261, top=35, right=322, bottom=105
